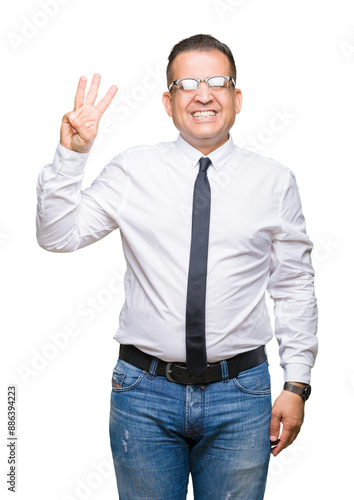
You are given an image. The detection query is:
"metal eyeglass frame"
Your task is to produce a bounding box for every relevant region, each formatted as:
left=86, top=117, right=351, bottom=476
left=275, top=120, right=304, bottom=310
left=168, top=76, right=236, bottom=98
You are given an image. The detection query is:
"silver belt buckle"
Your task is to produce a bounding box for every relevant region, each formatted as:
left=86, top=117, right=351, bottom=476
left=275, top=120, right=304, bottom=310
left=166, top=362, right=177, bottom=383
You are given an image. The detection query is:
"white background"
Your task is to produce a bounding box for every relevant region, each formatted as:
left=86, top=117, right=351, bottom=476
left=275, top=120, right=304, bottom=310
left=1, top=0, right=353, bottom=498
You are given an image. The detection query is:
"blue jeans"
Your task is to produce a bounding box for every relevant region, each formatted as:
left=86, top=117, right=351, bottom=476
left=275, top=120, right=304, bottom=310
left=109, top=355, right=272, bottom=499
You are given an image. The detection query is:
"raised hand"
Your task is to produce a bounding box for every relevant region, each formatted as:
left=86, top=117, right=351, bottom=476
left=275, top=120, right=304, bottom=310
left=60, top=74, right=118, bottom=154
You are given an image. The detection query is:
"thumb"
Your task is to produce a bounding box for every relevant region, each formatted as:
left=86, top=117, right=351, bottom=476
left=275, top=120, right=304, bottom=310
left=68, top=113, right=92, bottom=142
left=269, top=409, right=281, bottom=442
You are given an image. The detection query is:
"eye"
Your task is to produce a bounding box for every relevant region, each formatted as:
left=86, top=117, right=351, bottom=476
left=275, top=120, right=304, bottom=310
left=178, top=79, right=198, bottom=91
left=208, top=77, right=228, bottom=89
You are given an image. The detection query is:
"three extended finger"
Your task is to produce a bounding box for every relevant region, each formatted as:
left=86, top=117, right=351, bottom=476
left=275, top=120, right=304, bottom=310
left=95, top=85, right=118, bottom=116
left=74, top=76, right=87, bottom=111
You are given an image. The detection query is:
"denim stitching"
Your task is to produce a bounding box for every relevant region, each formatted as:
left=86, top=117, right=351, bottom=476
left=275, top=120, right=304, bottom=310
left=220, top=360, right=229, bottom=382
left=147, top=357, right=158, bottom=379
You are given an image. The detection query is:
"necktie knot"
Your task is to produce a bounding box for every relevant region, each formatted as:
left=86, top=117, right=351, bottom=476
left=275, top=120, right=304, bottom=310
left=199, top=157, right=211, bottom=173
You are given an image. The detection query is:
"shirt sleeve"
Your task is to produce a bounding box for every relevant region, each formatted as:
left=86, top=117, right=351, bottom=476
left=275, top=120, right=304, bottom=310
left=267, top=170, right=318, bottom=384
left=36, top=142, right=129, bottom=252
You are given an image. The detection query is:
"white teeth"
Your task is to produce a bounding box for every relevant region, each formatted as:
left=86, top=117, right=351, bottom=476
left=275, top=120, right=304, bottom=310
left=193, top=111, right=216, bottom=117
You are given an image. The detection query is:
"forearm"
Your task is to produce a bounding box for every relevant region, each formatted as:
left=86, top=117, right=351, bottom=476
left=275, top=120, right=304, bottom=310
left=275, top=290, right=318, bottom=384
left=36, top=143, right=117, bottom=252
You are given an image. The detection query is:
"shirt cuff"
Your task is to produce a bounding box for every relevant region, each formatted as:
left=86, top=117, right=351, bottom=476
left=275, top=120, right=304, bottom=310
left=283, top=364, right=312, bottom=384
left=53, top=142, right=90, bottom=176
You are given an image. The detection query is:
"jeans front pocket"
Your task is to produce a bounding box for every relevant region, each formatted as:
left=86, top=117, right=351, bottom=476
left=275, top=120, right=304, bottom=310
left=233, top=361, right=271, bottom=395
left=111, top=358, right=146, bottom=393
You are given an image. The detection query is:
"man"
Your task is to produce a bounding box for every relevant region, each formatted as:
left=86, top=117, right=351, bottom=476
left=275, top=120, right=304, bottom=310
left=36, top=34, right=318, bottom=499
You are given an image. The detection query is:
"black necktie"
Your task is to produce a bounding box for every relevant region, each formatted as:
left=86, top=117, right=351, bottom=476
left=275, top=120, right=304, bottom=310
left=186, top=157, right=212, bottom=377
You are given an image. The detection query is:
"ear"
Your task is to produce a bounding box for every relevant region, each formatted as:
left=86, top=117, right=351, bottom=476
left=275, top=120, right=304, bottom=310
left=162, top=91, right=173, bottom=117
left=234, top=88, right=243, bottom=115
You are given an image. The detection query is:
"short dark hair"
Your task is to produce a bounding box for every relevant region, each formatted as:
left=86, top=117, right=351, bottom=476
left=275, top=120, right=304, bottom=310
left=166, top=34, right=237, bottom=88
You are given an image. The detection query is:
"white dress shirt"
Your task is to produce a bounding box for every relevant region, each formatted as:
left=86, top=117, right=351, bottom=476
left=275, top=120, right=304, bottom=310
left=36, top=134, right=318, bottom=383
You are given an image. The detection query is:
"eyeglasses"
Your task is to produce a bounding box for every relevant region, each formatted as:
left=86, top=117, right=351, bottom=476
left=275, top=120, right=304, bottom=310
left=168, top=76, right=236, bottom=98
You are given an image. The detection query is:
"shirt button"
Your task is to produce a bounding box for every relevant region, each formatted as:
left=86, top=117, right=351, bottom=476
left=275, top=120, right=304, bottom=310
left=40, top=185, right=44, bottom=192
left=59, top=156, right=63, bottom=162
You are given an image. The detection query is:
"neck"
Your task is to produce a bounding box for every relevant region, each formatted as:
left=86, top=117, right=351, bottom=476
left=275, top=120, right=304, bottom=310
left=180, top=133, right=229, bottom=155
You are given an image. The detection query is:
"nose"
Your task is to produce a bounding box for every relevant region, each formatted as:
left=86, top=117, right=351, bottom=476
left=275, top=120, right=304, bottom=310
left=195, top=81, right=213, bottom=103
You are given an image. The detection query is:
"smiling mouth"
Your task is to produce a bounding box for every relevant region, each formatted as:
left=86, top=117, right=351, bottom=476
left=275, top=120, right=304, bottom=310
left=192, top=110, right=216, bottom=118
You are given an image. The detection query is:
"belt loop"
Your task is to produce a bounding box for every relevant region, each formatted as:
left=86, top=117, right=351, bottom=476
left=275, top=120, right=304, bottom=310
left=220, top=360, right=229, bottom=383
left=147, top=357, right=159, bottom=379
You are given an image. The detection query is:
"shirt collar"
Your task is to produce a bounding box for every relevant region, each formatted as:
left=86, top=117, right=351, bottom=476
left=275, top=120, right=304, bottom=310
left=175, top=134, right=235, bottom=171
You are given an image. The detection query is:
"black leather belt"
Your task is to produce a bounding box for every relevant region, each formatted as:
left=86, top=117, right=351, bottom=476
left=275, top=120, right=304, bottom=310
left=119, top=344, right=267, bottom=385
